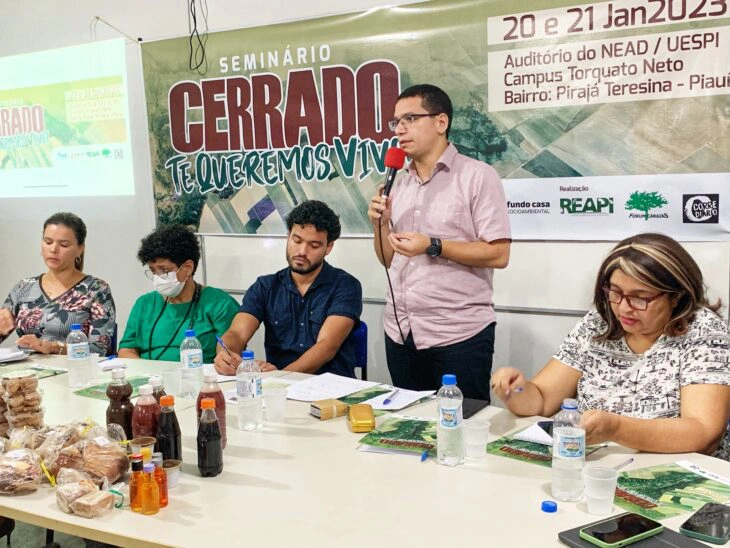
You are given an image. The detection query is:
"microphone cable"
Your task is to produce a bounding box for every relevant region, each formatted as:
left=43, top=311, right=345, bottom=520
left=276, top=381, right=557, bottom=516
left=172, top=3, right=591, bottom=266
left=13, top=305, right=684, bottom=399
left=377, top=213, right=407, bottom=345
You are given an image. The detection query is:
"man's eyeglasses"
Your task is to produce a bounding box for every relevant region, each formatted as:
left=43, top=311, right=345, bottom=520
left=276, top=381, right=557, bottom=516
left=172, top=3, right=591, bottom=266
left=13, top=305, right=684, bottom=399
left=144, top=268, right=178, bottom=280
left=602, top=286, right=665, bottom=311
left=388, top=113, right=441, bottom=132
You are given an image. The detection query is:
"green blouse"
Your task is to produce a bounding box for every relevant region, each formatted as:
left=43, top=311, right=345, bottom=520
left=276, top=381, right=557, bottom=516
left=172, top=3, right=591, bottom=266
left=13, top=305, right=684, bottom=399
left=119, top=286, right=239, bottom=362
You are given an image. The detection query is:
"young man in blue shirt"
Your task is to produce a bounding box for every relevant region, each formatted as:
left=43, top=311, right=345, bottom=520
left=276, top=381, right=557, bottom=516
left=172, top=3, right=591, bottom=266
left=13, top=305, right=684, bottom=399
left=214, top=200, right=363, bottom=377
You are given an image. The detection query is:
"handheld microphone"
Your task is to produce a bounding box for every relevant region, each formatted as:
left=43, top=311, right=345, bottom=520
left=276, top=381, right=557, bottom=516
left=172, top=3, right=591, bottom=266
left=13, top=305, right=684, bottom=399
left=381, top=147, right=406, bottom=199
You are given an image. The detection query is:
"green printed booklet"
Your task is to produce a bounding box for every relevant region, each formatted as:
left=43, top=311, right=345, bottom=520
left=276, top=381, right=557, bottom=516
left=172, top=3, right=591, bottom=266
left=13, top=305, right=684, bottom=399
left=74, top=376, right=150, bottom=401
left=615, top=461, right=730, bottom=520
left=358, top=415, right=437, bottom=456
left=0, top=362, right=67, bottom=380
left=487, top=433, right=553, bottom=467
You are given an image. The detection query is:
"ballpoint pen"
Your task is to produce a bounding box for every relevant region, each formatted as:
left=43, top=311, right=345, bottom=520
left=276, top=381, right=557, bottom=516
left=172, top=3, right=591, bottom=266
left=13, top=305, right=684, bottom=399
left=614, top=457, right=634, bottom=470
left=215, top=335, right=232, bottom=356
left=383, top=388, right=400, bottom=405
left=420, top=450, right=429, bottom=462
left=99, top=354, right=117, bottom=363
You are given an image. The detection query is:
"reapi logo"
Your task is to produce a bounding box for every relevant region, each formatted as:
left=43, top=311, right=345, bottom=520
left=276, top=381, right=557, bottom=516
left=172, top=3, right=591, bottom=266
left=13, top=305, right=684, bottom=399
left=559, top=197, right=613, bottom=215
left=683, top=195, right=719, bottom=224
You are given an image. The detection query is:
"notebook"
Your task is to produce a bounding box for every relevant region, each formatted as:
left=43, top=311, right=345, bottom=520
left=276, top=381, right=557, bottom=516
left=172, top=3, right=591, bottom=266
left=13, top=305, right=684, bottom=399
left=513, top=421, right=553, bottom=445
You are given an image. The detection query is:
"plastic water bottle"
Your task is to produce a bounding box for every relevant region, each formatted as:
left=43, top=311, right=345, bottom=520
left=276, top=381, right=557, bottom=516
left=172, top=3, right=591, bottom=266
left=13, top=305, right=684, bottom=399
left=552, top=398, right=585, bottom=501
left=66, top=323, right=91, bottom=388
left=179, top=329, right=203, bottom=398
left=437, top=374, right=464, bottom=466
left=236, top=350, right=262, bottom=430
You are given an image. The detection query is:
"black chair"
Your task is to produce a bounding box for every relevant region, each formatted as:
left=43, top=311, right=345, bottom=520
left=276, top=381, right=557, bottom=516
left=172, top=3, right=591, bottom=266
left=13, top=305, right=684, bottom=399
left=0, top=517, right=14, bottom=546
left=353, top=321, right=368, bottom=381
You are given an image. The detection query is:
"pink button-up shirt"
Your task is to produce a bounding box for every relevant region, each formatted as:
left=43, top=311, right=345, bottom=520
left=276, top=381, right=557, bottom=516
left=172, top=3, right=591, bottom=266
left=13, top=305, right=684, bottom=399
left=384, top=143, right=511, bottom=349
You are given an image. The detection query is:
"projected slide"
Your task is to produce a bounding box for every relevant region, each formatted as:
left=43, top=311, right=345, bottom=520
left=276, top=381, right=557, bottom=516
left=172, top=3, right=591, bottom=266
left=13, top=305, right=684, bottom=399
left=0, top=39, right=134, bottom=198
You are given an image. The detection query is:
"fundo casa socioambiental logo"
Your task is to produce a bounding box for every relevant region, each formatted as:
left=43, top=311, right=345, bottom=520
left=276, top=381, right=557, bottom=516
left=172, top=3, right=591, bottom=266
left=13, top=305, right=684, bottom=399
left=625, top=191, right=668, bottom=220
left=683, top=194, right=719, bottom=224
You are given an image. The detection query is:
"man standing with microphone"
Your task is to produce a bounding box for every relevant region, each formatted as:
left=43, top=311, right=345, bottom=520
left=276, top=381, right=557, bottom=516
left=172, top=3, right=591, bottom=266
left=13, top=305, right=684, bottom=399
left=368, top=84, right=511, bottom=402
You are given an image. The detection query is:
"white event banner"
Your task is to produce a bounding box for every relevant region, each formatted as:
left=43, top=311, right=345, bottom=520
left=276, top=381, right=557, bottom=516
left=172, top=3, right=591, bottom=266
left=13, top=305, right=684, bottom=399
left=504, top=172, right=728, bottom=241
left=488, top=25, right=730, bottom=112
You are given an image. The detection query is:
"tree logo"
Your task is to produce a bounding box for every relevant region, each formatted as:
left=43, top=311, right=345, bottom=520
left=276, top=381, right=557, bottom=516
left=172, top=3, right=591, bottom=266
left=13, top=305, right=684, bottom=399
left=625, top=191, right=668, bottom=220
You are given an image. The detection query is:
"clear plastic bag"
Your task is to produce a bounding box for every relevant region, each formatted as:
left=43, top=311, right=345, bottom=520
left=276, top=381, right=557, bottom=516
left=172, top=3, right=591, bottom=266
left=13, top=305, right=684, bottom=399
left=0, top=448, right=42, bottom=495
left=56, top=479, right=97, bottom=513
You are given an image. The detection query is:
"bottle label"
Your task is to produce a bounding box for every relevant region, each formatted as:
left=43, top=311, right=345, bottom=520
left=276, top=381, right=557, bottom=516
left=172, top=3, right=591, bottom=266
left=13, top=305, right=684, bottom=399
left=438, top=407, right=460, bottom=429
left=181, top=349, right=203, bottom=368
left=556, top=433, right=585, bottom=458
left=67, top=342, right=89, bottom=360
left=237, top=377, right=262, bottom=399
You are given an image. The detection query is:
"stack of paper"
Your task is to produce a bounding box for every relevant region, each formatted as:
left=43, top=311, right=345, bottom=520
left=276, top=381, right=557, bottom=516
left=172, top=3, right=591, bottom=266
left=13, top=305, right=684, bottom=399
left=286, top=373, right=379, bottom=402
left=0, top=347, right=28, bottom=364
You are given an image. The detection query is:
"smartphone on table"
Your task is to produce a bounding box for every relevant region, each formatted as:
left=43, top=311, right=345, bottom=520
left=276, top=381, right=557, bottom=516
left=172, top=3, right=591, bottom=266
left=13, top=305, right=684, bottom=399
left=679, top=502, right=730, bottom=544
left=579, top=513, right=664, bottom=548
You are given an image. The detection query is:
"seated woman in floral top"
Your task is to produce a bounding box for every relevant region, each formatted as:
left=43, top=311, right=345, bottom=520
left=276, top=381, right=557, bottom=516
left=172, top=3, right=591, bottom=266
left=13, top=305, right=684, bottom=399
left=0, top=212, right=116, bottom=356
left=492, top=233, right=730, bottom=458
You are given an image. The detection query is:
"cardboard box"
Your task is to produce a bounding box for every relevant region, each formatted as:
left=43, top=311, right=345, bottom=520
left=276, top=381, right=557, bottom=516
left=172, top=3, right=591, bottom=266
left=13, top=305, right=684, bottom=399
left=310, top=398, right=347, bottom=420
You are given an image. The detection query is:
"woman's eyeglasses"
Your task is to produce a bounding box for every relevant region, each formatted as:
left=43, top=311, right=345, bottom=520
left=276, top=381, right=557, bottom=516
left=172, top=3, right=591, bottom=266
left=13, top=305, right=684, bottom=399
left=602, top=286, right=665, bottom=311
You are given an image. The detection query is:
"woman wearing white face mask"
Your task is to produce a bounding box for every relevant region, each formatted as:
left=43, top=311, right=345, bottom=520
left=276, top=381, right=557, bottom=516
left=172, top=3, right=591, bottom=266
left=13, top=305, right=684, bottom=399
left=118, top=225, right=239, bottom=362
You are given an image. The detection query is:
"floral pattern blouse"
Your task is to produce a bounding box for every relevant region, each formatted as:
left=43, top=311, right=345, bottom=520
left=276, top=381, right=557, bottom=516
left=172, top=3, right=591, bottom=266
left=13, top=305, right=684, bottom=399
left=554, top=307, right=730, bottom=459
left=1, top=275, right=116, bottom=356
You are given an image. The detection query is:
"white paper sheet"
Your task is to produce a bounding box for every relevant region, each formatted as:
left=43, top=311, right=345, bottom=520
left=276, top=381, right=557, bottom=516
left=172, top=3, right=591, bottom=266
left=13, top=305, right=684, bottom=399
left=365, top=388, right=435, bottom=410
left=0, top=347, right=29, bottom=364
left=97, top=358, right=127, bottom=371
left=223, top=377, right=298, bottom=404
left=512, top=422, right=553, bottom=445
left=285, top=373, right=379, bottom=402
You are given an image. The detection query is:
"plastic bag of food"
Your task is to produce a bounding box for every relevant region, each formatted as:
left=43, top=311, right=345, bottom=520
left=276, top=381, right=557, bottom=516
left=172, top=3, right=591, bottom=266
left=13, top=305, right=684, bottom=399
left=69, top=490, right=115, bottom=518
left=56, top=467, right=93, bottom=485
left=56, top=479, right=97, bottom=513
left=82, top=438, right=129, bottom=485
left=8, top=426, right=36, bottom=449
left=1, top=371, right=39, bottom=396
left=0, top=448, right=42, bottom=495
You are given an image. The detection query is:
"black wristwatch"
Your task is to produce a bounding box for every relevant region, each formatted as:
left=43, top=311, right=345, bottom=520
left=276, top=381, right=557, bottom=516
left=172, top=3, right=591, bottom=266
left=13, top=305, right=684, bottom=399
left=426, top=237, right=442, bottom=257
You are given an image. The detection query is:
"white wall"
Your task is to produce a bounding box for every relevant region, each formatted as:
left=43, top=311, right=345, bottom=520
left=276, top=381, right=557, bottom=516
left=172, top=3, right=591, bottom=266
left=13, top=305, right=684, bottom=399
left=1, top=1, right=728, bottom=397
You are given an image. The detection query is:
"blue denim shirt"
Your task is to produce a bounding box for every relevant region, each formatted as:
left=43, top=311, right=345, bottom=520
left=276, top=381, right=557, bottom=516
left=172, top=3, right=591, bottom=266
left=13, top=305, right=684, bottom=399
left=240, top=262, right=362, bottom=377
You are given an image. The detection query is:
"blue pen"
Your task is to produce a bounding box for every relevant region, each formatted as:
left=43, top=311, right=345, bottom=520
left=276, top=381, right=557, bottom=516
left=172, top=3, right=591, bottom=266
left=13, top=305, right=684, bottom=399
left=382, top=388, right=400, bottom=405
left=99, top=354, right=117, bottom=363
left=215, top=335, right=232, bottom=356
left=420, top=450, right=429, bottom=462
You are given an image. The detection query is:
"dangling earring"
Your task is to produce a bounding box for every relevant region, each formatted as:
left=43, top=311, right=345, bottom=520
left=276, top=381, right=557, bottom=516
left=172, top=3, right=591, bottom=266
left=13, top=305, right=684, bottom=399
left=75, top=257, right=81, bottom=269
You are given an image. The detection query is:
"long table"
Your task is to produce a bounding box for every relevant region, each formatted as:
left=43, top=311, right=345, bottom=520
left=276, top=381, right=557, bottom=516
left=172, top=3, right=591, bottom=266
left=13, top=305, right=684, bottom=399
left=0, top=355, right=727, bottom=547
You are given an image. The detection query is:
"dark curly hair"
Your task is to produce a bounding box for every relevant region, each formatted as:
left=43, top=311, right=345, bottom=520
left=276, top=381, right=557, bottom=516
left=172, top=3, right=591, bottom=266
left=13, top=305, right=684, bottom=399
left=44, top=212, right=87, bottom=271
left=137, top=224, right=200, bottom=274
left=286, top=200, right=341, bottom=242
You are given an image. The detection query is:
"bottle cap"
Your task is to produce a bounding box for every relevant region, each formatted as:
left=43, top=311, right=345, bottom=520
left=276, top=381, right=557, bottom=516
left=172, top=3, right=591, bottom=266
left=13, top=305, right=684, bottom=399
left=561, top=398, right=578, bottom=410
left=242, top=350, right=254, bottom=360
left=139, top=384, right=153, bottom=396
left=541, top=500, right=558, bottom=513
left=70, top=323, right=81, bottom=330
left=185, top=329, right=196, bottom=338
left=201, top=397, right=216, bottom=409
left=143, top=463, right=155, bottom=473
left=152, top=452, right=163, bottom=465
left=130, top=453, right=143, bottom=461
left=131, top=459, right=144, bottom=471
left=160, top=394, right=174, bottom=406
left=148, top=375, right=162, bottom=387
left=442, top=374, right=457, bottom=386
left=111, top=368, right=126, bottom=380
